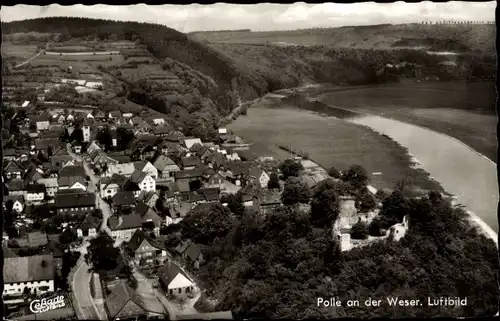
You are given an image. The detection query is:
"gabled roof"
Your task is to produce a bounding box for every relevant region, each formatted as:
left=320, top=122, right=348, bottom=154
left=174, top=169, right=203, bottom=180
left=112, top=191, right=136, bottom=206
left=200, top=188, right=220, bottom=202
left=78, top=213, right=102, bottom=231
left=181, top=156, right=202, bottom=168
left=158, top=261, right=193, bottom=289
left=27, top=183, right=46, bottom=194
left=153, top=155, right=178, bottom=171
left=27, top=231, right=48, bottom=247
left=4, top=194, right=25, bottom=204
left=58, top=165, right=86, bottom=178
left=4, top=160, right=24, bottom=173
left=7, top=179, right=28, bottom=191
left=55, top=191, right=95, bottom=208
left=109, top=110, right=122, bottom=117
left=4, top=254, right=55, bottom=283
left=130, top=170, right=148, bottom=184
left=186, top=243, right=202, bottom=261
left=58, top=176, right=86, bottom=188
left=108, top=213, right=142, bottom=230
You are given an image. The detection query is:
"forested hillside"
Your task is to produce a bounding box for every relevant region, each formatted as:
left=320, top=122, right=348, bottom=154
left=2, top=18, right=495, bottom=135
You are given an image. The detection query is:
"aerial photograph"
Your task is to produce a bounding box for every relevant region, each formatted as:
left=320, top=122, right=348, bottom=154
left=1, top=2, right=498, bottom=320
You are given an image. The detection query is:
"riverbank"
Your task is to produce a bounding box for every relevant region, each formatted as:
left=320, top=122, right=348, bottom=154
left=230, top=85, right=498, bottom=246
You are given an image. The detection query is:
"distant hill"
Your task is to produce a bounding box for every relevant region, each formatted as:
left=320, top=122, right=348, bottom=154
left=188, top=23, right=495, bottom=53
left=2, top=18, right=495, bottom=138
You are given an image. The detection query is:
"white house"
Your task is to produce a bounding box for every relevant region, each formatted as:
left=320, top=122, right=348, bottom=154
left=108, top=214, right=142, bottom=244
left=122, top=113, right=133, bottom=118
left=26, top=184, right=46, bottom=205
left=66, top=114, right=75, bottom=122
left=249, top=167, right=270, bottom=189
left=158, top=262, right=195, bottom=296
left=99, top=177, right=122, bottom=199
left=130, top=171, right=156, bottom=193
left=3, top=195, right=25, bottom=213
left=105, top=163, right=136, bottom=177
left=87, top=142, right=101, bottom=155
left=82, top=124, right=91, bottom=143
left=36, top=115, right=50, bottom=131
left=152, top=118, right=165, bottom=126
left=218, top=128, right=227, bottom=135
left=37, top=178, right=59, bottom=197
left=21, top=101, right=30, bottom=108
left=58, top=177, right=87, bottom=192
left=86, top=113, right=95, bottom=119
left=182, top=138, right=203, bottom=150
left=3, top=255, right=55, bottom=299
left=61, top=78, right=87, bottom=86
left=134, top=161, right=158, bottom=180
left=153, top=155, right=180, bottom=180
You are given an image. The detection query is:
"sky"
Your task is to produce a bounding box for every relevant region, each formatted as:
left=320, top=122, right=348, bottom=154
left=1, top=2, right=496, bottom=33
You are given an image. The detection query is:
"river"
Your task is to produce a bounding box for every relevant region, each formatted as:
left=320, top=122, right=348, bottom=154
left=230, top=86, right=498, bottom=234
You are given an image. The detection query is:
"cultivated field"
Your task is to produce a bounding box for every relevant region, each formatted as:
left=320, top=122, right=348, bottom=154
left=190, top=23, right=495, bottom=52
left=227, top=97, right=442, bottom=193
left=316, top=81, right=497, bottom=162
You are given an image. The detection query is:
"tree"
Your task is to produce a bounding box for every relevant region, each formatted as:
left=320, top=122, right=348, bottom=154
left=281, top=177, right=310, bottom=206
left=96, top=126, right=113, bottom=150
left=85, top=232, right=120, bottom=271
left=381, top=189, right=410, bottom=224
left=180, top=203, right=233, bottom=245
left=116, top=127, right=135, bottom=150
left=60, top=227, right=78, bottom=245
left=355, top=191, right=377, bottom=212
left=92, top=209, right=103, bottom=219
left=341, top=164, right=368, bottom=189
left=228, top=193, right=245, bottom=217
left=310, top=179, right=340, bottom=228
left=279, top=159, right=304, bottom=180
left=327, top=166, right=341, bottom=179
left=267, top=172, right=280, bottom=190
left=350, top=221, right=369, bottom=239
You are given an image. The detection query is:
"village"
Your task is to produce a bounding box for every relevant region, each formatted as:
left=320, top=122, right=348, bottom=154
left=2, top=102, right=410, bottom=320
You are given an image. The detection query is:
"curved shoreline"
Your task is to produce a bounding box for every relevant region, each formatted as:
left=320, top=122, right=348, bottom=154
left=240, top=85, right=498, bottom=246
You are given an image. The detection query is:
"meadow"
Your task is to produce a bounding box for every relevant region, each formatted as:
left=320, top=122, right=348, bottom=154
left=227, top=96, right=442, bottom=194
left=316, top=81, right=497, bottom=162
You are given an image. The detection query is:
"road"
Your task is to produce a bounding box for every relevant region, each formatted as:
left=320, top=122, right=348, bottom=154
left=14, top=49, right=45, bottom=68
left=66, top=145, right=112, bottom=236
left=71, top=244, right=106, bottom=320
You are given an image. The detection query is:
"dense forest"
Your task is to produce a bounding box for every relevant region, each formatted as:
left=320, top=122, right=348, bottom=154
left=177, top=178, right=499, bottom=318
left=2, top=18, right=495, bottom=137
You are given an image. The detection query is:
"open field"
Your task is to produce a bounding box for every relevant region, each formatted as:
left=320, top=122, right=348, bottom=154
left=48, top=45, right=95, bottom=52
left=1, top=44, right=39, bottom=60
left=227, top=97, right=442, bottom=193
left=316, top=81, right=497, bottom=162
left=190, top=23, right=495, bottom=52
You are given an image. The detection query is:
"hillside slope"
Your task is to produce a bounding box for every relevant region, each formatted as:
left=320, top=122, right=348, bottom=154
left=2, top=18, right=496, bottom=136
left=189, top=23, right=496, bottom=52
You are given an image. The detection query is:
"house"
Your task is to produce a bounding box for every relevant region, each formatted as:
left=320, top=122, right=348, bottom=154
left=185, top=243, right=204, bottom=269
left=36, top=114, right=50, bottom=131
left=205, top=173, right=226, bottom=189
left=137, top=191, right=160, bottom=209
left=130, top=170, right=156, bottom=193
left=257, top=191, right=282, bottom=215
left=105, top=280, right=165, bottom=321
left=127, top=229, right=168, bottom=266
left=108, top=213, right=143, bottom=243
left=248, top=166, right=270, bottom=189
left=194, top=146, right=213, bottom=162
left=158, top=262, right=195, bottom=296
left=3, top=149, right=18, bottom=161
left=180, top=137, right=202, bottom=150
left=153, top=155, right=180, bottom=180
left=58, top=176, right=87, bottom=192
left=181, top=157, right=201, bottom=171
left=134, top=161, right=158, bottom=180
left=105, top=162, right=136, bottom=177
left=66, top=114, right=75, bottom=123
left=50, top=155, right=74, bottom=171
left=87, top=142, right=101, bottom=155
left=99, top=174, right=128, bottom=199
left=26, top=184, right=46, bottom=204
left=150, top=126, right=170, bottom=137
left=58, top=165, right=86, bottom=178
left=23, top=165, right=44, bottom=183
left=77, top=213, right=101, bottom=238
left=108, top=111, right=122, bottom=119
left=21, top=100, right=30, bottom=108
left=3, top=255, right=55, bottom=298
left=152, top=118, right=165, bottom=126
left=4, top=160, right=24, bottom=180
left=174, top=239, right=192, bottom=256
left=7, top=179, right=28, bottom=196
left=200, top=188, right=220, bottom=203
left=112, top=191, right=136, bottom=211
left=174, top=170, right=203, bottom=193
left=55, top=191, right=95, bottom=216
left=135, top=201, right=164, bottom=229
left=3, top=195, right=25, bottom=213
left=36, top=177, right=59, bottom=196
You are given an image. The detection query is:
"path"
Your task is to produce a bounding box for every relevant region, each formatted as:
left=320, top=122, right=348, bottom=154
left=14, top=49, right=45, bottom=68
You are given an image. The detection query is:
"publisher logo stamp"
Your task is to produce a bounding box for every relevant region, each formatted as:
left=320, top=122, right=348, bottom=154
left=29, top=295, right=66, bottom=314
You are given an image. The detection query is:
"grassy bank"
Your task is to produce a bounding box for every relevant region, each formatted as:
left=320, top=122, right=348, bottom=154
left=316, top=81, right=497, bottom=162
left=227, top=97, right=442, bottom=194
